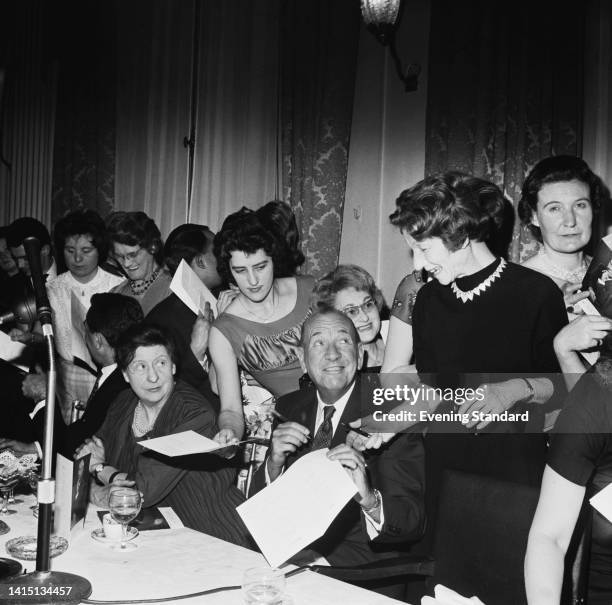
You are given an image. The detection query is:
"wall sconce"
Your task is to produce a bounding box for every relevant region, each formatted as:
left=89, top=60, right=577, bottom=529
left=360, top=0, right=421, bottom=92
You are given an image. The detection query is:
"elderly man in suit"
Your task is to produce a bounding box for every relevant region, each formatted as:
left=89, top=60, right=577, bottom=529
left=251, top=308, right=425, bottom=573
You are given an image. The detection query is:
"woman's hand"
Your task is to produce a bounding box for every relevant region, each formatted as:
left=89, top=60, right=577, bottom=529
left=0, top=438, right=38, bottom=457
left=216, top=286, right=240, bottom=315
left=554, top=314, right=612, bottom=355
left=561, top=282, right=591, bottom=310
left=21, top=366, right=47, bottom=401
left=9, top=327, right=31, bottom=344
left=212, top=428, right=240, bottom=458
left=345, top=418, right=395, bottom=451
left=458, top=380, right=528, bottom=429
left=75, top=436, right=106, bottom=469
left=190, top=302, right=214, bottom=361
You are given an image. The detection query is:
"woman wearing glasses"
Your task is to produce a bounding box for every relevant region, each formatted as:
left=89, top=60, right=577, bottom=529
left=312, top=264, right=386, bottom=370
left=107, top=211, right=172, bottom=315
left=78, top=323, right=250, bottom=546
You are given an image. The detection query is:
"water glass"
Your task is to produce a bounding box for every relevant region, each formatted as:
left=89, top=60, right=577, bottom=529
left=108, top=487, right=142, bottom=550
left=242, top=567, right=285, bottom=605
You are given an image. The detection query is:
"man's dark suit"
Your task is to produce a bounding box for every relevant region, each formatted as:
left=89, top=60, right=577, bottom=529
left=251, top=379, right=425, bottom=567
left=60, top=366, right=129, bottom=456
left=146, top=294, right=220, bottom=413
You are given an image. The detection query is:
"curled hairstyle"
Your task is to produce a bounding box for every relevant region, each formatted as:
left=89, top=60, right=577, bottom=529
left=213, top=207, right=281, bottom=285
left=256, top=201, right=305, bottom=277
left=164, top=223, right=214, bottom=276
left=7, top=217, right=52, bottom=249
left=86, top=293, right=144, bottom=349
left=390, top=172, right=505, bottom=251
left=115, top=323, right=176, bottom=372
left=312, top=264, right=384, bottom=313
left=53, top=209, right=109, bottom=271
left=518, top=155, right=603, bottom=242
left=106, top=211, right=164, bottom=265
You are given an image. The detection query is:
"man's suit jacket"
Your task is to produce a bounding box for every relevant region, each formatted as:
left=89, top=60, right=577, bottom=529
left=251, top=379, right=425, bottom=567
left=146, top=294, right=220, bottom=413
left=60, top=367, right=129, bottom=456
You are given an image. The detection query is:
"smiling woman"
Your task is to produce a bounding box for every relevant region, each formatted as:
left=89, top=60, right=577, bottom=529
left=107, top=211, right=172, bottom=314
left=209, top=208, right=314, bottom=446
left=312, top=264, right=386, bottom=369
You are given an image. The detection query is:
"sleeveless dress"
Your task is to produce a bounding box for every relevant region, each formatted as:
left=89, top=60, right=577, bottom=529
left=213, top=275, right=314, bottom=398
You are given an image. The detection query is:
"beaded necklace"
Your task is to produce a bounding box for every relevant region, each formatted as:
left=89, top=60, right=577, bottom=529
left=132, top=401, right=158, bottom=437
left=129, top=267, right=161, bottom=296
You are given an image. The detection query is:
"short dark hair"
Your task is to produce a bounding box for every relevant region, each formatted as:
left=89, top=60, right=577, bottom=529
left=164, top=223, right=214, bottom=276
left=256, top=201, right=305, bottom=277
left=106, top=211, right=164, bottom=265
left=390, top=172, right=505, bottom=251
left=115, top=323, right=176, bottom=371
left=213, top=207, right=281, bottom=285
left=53, top=209, right=109, bottom=271
left=312, top=264, right=384, bottom=312
left=7, top=217, right=52, bottom=249
left=86, top=293, right=144, bottom=349
left=518, top=155, right=603, bottom=242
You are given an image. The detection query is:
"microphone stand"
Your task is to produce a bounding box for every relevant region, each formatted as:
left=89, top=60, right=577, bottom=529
left=0, top=238, right=91, bottom=604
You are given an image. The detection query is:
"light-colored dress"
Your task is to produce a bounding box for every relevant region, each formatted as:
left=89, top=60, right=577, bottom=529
left=47, top=267, right=124, bottom=421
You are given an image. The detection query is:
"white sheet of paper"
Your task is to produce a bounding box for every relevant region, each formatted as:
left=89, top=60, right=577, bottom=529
left=573, top=298, right=601, bottom=366
left=237, top=449, right=357, bottom=567
left=158, top=507, right=184, bottom=529
left=590, top=483, right=612, bottom=523
left=70, top=292, right=96, bottom=373
left=139, top=430, right=223, bottom=457
left=170, top=259, right=218, bottom=317
left=0, top=329, right=27, bottom=367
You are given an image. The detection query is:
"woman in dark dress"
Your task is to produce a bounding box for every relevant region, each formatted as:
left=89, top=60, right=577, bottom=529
left=526, top=357, right=612, bottom=604
left=351, top=172, right=568, bottom=554
left=78, top=323, right=250, bottom=547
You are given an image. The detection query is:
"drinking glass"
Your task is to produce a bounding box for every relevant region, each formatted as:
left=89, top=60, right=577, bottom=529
left=0, top=477, right=19, bottom=516
left=108, top=487, right=142, bottom=550
left=242, top=567, right=285, bottom=605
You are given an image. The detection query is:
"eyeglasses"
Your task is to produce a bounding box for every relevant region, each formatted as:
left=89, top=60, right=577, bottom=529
left=127, top=356, right=172, bottom=376
left=113, top=248, right=144, bottom=264
left=341, top=298, right=377, bottom=319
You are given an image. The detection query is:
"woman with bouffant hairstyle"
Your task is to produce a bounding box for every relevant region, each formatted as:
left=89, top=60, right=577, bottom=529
left=209, top=207, right=314, bottom=447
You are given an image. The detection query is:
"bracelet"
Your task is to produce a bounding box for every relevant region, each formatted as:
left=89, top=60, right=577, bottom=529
left=107, top=471, right=122, bottom=485
left=361, top=488, right=382, bottom=514
left=521, top=378, right=535, bottom=403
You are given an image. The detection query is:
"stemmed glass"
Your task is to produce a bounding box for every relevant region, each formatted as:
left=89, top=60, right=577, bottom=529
left=108, top=487, right=142, bottom=550
left=0, top=477, right=19, bottom=516
left=25, top=470, right=39, bottom=516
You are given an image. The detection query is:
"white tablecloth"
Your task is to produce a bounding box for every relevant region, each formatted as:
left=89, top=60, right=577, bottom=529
left=0, top=496, right=406, bottom=604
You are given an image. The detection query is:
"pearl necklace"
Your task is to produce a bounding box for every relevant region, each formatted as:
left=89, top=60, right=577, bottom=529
left=537, top=251, right=588, bottom=283
left=129, top=267, right=161, bottom=296
left=451, top=259, right=507, bottom=303
left=132, top=401, right=158, bottom=436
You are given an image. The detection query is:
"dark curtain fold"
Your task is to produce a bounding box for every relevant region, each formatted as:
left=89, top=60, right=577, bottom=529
left=50, top=0, right=117, bottom=222
left=425, top=0, right=584, bottom=261
left=280, top=0, right=361, bottom=277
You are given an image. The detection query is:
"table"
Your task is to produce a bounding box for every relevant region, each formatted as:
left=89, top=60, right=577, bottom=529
left=0, top=496, right=406, bottom=604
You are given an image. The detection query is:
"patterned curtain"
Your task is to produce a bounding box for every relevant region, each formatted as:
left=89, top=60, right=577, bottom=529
left=280, top=0, right=361, bottom=277
left=425, top=0, right=584, bottom=262
left=50, top=0, right=117, bottom=222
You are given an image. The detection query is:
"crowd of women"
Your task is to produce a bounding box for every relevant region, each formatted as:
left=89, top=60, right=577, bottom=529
left=1, top=154, right=612, bottom=603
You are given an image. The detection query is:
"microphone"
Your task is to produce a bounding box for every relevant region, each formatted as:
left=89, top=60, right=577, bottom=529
left=0, top=291, right=37, bottom=325
left=23, top=236, right=52, bottom=326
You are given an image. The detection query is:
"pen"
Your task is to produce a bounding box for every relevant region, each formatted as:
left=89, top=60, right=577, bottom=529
left=341, top=422, right=371, bottom=438
left=270, top=409, right=312, bottom=440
